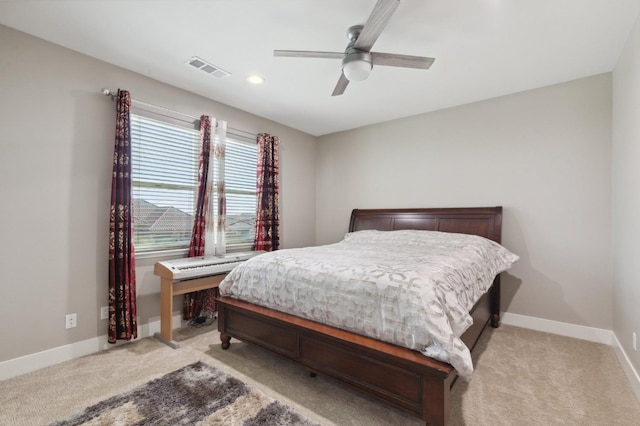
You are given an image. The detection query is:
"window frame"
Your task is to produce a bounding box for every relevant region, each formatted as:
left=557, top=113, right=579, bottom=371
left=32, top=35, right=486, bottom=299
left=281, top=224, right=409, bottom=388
left=129, top=108, right=257, bottom=259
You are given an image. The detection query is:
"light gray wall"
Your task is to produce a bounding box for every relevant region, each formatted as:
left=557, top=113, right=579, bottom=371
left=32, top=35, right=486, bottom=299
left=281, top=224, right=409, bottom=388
left=316, top=74, right=613, bottom=329
left=0, top=25, right=317, bottom=362
left=612, top=12, right=640, bottom=375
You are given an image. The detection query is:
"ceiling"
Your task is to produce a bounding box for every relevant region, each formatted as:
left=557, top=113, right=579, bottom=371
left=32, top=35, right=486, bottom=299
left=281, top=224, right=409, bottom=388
left=1, top=0, right=639, bottom=136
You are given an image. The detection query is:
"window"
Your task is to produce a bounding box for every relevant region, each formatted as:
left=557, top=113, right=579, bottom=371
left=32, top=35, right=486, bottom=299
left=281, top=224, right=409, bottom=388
left=130, top=113, right=257, bottom=254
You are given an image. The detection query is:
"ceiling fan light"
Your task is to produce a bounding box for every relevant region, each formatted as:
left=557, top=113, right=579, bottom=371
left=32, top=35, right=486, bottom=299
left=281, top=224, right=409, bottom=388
left=343, top=53, right=372, bottom=82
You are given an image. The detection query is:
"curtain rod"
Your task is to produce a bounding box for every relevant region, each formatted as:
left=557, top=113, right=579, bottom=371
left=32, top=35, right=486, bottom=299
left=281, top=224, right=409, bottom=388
left=101, top=88, right=254, bottom=138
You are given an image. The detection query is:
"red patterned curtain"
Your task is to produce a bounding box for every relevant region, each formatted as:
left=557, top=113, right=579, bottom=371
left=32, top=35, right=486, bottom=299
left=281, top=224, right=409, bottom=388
left=183, top=116, right=217, bottom=320
left=108, top=89, right=137, bottom=343
left=254, top=133, right=280, bottom=251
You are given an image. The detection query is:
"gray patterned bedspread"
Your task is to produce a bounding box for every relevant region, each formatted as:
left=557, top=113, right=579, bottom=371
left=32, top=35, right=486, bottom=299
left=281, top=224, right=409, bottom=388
left=219, top=230, right=518, bottom=378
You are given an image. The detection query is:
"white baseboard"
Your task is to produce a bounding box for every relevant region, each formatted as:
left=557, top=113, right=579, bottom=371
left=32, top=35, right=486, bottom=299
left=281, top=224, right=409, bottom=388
left=0, top=314, right=181, bottom=381
left=502, top=312, right=640, bottom=400
left=611, top=333, right=640, bottom=401
left=501, top=312, right=614, bottom=345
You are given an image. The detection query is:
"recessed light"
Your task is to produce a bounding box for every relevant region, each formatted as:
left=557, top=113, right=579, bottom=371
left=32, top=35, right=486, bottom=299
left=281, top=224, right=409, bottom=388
left=247, top=75, right=265, bottom=85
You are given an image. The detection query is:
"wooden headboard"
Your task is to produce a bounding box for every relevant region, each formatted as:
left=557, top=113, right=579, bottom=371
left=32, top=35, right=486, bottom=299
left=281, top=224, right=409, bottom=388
left=348, top=207, right=503, bottom=243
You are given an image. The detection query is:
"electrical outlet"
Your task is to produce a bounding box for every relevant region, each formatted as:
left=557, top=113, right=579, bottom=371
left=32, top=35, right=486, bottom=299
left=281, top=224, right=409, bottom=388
left=633, top=332, right=637, bottom=352
left=100, top=306, right=109, bottom=320
left=65, top=313, right=77, bottom=329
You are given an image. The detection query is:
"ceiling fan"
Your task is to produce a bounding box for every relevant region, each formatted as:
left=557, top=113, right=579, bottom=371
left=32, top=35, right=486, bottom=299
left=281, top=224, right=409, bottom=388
left=274, top=0, right=435, bottom=96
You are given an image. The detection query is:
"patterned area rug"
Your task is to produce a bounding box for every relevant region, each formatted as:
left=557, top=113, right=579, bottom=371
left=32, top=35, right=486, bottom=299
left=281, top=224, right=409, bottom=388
left=50, top=361, right=320, bottom=425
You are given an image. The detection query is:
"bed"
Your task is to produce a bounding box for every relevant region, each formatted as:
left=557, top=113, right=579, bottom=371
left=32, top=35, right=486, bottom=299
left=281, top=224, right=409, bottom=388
left=216, top=207, right=514, bottom=425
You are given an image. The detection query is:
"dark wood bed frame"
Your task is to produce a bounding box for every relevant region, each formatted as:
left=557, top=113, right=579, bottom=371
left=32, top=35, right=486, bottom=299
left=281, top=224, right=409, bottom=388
left=217, top=207, right=504, bottom=425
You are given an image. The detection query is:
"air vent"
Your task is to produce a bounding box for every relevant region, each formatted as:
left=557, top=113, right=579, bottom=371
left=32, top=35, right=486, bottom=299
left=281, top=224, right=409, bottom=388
left=186, top=56, right=231, bottom=79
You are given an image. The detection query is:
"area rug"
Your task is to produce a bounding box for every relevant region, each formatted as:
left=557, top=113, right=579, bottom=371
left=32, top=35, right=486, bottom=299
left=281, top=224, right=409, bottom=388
left=50, top=361, right=321, bottom=425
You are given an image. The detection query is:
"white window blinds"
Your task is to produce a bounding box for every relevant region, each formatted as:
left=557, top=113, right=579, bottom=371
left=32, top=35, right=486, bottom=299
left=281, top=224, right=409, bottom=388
left=223, top=137, right=258, bottom=246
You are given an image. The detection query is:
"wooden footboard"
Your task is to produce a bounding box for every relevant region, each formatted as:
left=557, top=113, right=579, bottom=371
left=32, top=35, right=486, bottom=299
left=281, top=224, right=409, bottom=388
left=218, top=297, right=453, bottom=425
left=217, top=280, right=497, bottom=426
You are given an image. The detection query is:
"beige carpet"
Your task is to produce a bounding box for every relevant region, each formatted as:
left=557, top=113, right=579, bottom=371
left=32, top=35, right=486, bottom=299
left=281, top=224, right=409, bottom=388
left=1, top=323, right=638, bottom=425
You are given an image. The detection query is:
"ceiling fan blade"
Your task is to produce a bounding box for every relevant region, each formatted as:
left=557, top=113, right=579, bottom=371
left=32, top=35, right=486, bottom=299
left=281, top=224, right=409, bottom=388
left=331, top=73, right=349, bottom=96
left=354, top=0, right=400, bottom=52
left=371, top=52, right=435, bottom=69
left=274, top=50, right=344, bottom=59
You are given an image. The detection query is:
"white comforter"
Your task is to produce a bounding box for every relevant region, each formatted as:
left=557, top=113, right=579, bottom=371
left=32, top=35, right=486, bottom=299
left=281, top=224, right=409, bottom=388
left=219, top=230, right=519, bottom=378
